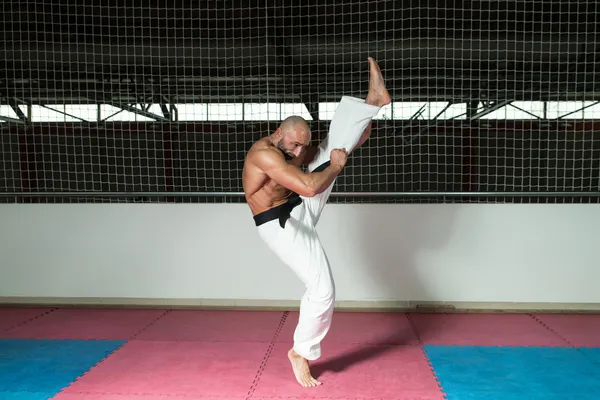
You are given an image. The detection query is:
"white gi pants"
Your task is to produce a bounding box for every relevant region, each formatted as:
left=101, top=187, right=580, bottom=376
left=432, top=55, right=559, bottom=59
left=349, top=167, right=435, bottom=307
left=256, top=96, right=381, bottom=360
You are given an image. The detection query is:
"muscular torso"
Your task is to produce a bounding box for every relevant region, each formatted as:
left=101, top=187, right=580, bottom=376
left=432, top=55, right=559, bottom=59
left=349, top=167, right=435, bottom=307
left=242, top=137, right=307, bottom=215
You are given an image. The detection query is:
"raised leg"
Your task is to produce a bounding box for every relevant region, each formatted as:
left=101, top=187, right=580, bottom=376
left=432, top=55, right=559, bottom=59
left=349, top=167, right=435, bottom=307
left=305, top=57, right=391, bottom=224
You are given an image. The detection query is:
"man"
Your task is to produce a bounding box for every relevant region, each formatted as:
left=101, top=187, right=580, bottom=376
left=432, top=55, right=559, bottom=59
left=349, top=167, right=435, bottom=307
left=242, top=57, right=391, bottom=387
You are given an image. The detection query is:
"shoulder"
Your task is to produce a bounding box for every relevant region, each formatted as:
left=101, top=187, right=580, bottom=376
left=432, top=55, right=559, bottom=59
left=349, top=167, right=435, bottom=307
left=246, top=141, right=285, bottom=171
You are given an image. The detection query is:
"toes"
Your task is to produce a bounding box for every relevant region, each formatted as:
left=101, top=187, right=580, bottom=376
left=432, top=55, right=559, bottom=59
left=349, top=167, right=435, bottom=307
left=301, top=376, right=321, bottom=387
left=301, top=376, right=318, bottom=387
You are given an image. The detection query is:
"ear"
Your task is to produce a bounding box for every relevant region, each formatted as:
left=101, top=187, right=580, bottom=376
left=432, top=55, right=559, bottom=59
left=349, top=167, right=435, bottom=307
left=273, top=128, right=283, bottom=139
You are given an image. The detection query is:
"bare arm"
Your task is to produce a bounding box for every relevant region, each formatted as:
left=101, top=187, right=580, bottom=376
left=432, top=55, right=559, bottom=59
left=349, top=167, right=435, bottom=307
left=254, top=148, right=342, bottom=197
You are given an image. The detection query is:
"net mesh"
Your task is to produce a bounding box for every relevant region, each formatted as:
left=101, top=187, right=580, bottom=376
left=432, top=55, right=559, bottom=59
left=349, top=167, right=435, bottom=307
left=1, top=1, right=599, bottom=204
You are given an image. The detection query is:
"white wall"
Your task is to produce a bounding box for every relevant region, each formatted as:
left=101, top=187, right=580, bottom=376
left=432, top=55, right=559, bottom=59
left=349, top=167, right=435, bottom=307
left=1, top=203, right=599, bottom=307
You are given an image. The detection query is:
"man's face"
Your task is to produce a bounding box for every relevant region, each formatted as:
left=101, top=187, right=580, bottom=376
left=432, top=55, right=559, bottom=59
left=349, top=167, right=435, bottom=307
left=277, top=127, right=310, bottom=159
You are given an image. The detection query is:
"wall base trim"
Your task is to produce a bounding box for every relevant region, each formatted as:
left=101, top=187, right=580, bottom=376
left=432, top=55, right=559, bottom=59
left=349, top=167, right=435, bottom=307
left=1, top=297, right=600, bottom=313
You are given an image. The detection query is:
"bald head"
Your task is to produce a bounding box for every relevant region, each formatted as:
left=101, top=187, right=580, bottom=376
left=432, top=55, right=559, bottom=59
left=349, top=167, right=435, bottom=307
left=273, top=115, right=311, bottom=159
left=280, top=115, right=310, bottom=134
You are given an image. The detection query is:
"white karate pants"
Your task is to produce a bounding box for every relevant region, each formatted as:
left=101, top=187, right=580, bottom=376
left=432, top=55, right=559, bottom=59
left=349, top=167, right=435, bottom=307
left=257, top=96, right=381, bottom=360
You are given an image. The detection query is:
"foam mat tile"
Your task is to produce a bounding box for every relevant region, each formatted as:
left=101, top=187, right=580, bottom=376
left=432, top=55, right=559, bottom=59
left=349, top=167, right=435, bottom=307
left=62, top=340, right=269, bottom=397
left=52, top=393, right=230, bottom=399
left=533, top=314, right=600, bottom=347
left=1, top=308, right=166, bottom=340
left=579, top=348, right=600, bottom=365
left=250, top=397, right=444, bottom=400
left=0, top=339, right=125, bottom=395
left=133, top=310, right=284, bottom=342
left=424, top=345, right=600, bottom=400
left=0, top=392, right=57, bottom=400
left=0, top=308, right=55, bottom=332
left=252, top=341, right=444, bottom=399
left=409, top=313, right=568, bottom=346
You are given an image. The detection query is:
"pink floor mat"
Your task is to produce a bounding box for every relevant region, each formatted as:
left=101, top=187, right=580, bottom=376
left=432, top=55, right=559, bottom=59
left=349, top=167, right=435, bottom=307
left=252, top=341, right=445, bottom=400
left=62, top=340, right=269, bottom=398
left=278, top=311, right=420, bottom=346
left=53, top=394, right=230, bottom=400
left=533, top=313, right=600, bottom=347
left=133, top=310, right=285, bottom=342
left=0, top=307, right=55, bottom=331
left=1, top=308, right=166, bottom=340
left=408, top=313, right=568, bottom=346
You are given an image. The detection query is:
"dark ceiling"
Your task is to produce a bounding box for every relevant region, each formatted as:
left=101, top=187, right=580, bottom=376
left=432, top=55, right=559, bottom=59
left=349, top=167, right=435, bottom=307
left=0, top=0, right=598, bottom=119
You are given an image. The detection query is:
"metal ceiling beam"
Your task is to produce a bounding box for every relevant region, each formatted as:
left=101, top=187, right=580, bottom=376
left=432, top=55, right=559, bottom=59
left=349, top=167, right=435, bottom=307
left=105, top=102, right=169, bottom=122
left=0, top=115, right=26, bottom=124
left=88, top=97, right=170, bottom=122
left=7, top=98, right=29, bottom=123
left=555, top=100, right=600, bottom=119
left=470, top=100, right=513, bottom=119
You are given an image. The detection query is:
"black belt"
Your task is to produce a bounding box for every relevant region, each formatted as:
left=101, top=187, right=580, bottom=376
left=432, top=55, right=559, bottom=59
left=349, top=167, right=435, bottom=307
left=253, top=192, right=303, bottom=228
left=312, top=160, right=330, bottom=173
left=253, top=160, right=331, bottom=228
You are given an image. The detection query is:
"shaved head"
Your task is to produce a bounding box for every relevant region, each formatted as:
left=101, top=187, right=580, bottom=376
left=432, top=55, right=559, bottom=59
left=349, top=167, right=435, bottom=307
left=273, top=115, right=311, bottom=159
left=280, top=115, right=310, bottom=135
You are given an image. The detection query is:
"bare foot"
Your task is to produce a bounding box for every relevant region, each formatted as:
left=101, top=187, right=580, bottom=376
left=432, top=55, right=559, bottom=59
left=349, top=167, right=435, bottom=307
left=365, top=57, right=392, bottom=107
left=288, top=348, right=322, bottom=387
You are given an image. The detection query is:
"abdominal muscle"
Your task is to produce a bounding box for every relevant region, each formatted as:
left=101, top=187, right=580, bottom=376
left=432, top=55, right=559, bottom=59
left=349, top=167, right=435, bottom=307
left=244, top=171, right=295, bottom=216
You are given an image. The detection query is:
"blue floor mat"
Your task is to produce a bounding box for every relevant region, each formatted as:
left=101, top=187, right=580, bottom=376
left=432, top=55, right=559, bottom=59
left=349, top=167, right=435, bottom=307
left=580, top=347, right=600, bottom=366
left=0, top=392, right=57, bottom=400
left=424, top=345, right=600, bottom=400
left=0, top=338, right=125, bottom=396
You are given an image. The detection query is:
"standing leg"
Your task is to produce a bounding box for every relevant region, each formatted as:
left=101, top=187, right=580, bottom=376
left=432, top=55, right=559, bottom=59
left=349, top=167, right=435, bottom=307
left=256, top=208, right=335, bottom=387
left=305, top=57, right=391, bottom=225
left=292, top=240, right=335, bottom=363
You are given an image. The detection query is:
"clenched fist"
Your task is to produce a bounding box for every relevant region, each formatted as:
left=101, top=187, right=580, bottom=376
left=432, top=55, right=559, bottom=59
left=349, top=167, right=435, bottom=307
left=330, top=148, right=348, bottom=169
